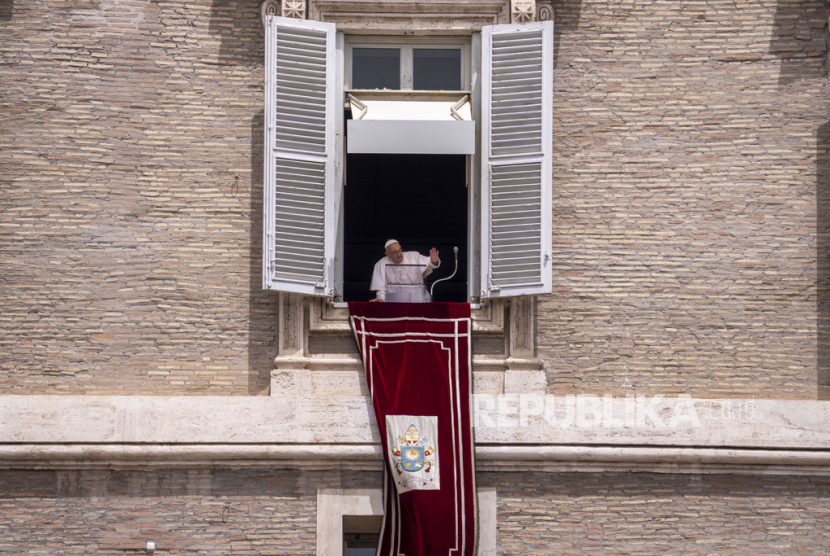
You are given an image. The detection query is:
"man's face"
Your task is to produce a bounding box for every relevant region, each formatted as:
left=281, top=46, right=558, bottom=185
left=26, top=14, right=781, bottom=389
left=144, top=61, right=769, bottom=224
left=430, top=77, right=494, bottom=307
left=386, top=242, right=404, bottom=264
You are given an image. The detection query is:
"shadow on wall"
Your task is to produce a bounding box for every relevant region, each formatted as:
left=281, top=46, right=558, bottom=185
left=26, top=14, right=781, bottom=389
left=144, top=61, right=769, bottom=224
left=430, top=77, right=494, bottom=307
left=0, top=1, right=12, bottom=21
left=552, top=0, right=584, bottom=68
left=818, top=121, right=830, bottom=400
left=248, top=110, right=276, bottom=395
left=209, top=0, right=265, bottom=66
left=208, top=0, right=271, bottom=392
left=770, top=0, right=829, bottom=84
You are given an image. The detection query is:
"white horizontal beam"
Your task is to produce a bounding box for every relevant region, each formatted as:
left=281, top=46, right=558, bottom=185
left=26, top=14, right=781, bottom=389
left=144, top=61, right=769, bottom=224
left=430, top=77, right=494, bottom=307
left=347, top=120, right=476, bottom=154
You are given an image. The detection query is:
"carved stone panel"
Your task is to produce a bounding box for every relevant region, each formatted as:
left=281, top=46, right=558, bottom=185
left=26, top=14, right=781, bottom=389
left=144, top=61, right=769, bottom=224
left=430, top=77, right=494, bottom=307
left=262, top=0, right=307, bottom=22
left=282, top=0, right=307, bottom=19
left=511, top=0, right=535, bottom=23
left=536, top=0, right=552, bottom=21
left=261, top=0, right=280, bottom=25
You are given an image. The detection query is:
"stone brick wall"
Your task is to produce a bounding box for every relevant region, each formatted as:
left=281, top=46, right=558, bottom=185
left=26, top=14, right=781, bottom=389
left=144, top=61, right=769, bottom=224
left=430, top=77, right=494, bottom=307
left=543, top=0, right=830, bottom=399
left=1, top=0, right=829, bottom=397
left=0, top=467, right=381, bottom=555
left=0, top=0, right=276, bottom=394
left=481, top=470, right=830, bottom=554
left=2, top=468, right=828, bottom=554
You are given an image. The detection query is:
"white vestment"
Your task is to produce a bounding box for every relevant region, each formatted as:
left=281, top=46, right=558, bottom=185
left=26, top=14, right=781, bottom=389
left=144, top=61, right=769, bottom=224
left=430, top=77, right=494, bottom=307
left=370, top=251, right=440, bottom=301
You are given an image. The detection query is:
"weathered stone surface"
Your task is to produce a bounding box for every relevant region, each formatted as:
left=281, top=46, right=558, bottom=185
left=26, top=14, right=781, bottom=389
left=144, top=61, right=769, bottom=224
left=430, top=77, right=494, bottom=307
left=0, top=395, right=378, bottom=443
left=2, top=395, right=830, bottom=450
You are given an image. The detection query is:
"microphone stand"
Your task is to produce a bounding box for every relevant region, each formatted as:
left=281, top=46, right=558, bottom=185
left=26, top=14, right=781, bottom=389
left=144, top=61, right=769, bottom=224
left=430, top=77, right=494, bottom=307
left=430, top=247, right=459, bottom=299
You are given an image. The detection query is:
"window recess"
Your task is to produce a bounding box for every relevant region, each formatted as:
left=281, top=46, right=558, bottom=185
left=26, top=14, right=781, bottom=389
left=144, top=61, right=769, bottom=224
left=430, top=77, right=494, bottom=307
left=263, top=17, right=554, bottom=301
left=346, top=40, right=474, bottom=155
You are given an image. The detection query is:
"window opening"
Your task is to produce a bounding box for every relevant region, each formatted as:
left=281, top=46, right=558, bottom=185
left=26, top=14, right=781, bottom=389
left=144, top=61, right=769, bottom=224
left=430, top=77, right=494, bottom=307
left=265, top=21, right=552, bottom=301
left=347, top=41, right=468, bottom=91
left=343, top=533, right=378, bottom=556
left=343, top=514, right=382, bottom=556
left=413, top=48, right=461, bottom=90
left=343, top=153, right=468, bottom=302
left=352, top=48, right=400, bottom=90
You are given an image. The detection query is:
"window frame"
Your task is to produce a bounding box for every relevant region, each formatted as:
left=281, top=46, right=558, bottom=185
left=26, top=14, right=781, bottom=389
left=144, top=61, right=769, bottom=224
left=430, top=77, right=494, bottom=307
left=346, top=36, right=472, bottom=92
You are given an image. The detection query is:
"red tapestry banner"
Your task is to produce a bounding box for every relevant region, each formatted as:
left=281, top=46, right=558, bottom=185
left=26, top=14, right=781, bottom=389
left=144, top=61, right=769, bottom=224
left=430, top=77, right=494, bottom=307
left=349, top=302, right=477, bottom=556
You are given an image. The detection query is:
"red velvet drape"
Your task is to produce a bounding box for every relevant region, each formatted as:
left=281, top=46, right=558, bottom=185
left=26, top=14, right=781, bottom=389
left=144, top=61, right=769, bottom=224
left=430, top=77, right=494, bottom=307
left=349, top=302, right=477, bottom=556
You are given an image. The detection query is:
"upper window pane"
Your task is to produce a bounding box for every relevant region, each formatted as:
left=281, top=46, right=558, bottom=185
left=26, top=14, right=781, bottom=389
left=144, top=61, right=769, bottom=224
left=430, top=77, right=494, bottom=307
left=413, top=48, right=461, bottom=91
left=352, top=48, right=400, bottom=90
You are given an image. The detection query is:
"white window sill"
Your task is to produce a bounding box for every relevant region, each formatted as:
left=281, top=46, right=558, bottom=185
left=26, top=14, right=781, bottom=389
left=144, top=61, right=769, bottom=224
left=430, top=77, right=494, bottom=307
left=332, top=301, right=481, bottom=310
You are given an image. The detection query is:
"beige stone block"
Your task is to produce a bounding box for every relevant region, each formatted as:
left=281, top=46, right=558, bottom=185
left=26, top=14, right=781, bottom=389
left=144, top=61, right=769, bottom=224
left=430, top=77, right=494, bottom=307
left=270, top=370, right=312, bottom=397
left=311, top=371, right=368, bottom=397
left=474, top=371, right=504, bottom=396
left=503, top=370, right=546, bottom=395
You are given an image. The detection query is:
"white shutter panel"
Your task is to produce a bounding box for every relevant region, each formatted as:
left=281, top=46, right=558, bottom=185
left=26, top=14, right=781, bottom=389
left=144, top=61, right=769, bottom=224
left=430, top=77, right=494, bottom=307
left=480, top=21, right=553, bottom=298
left=263, top=16, right=336, bottom=296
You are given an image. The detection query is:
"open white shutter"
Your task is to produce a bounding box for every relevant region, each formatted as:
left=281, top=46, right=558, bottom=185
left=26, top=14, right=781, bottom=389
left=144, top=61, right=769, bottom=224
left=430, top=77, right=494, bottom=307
left=263, top=16, right=336, bottom=296
left=480, top=21, right=553, bottom=298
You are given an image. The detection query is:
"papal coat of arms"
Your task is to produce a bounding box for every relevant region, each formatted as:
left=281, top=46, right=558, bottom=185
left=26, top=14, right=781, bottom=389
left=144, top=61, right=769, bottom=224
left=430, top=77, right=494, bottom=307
left=385, top=416, right=440, bottom=492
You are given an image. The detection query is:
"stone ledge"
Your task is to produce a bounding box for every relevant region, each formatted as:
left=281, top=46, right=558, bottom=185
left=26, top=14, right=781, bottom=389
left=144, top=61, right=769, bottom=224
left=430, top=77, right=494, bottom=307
left=271, top=357, right=544, bottom=395
left=1, top=443, right=829, bottom=475
left=2, top=395, right=830, bottom=450
left=273, top=355, right=543, bottom=370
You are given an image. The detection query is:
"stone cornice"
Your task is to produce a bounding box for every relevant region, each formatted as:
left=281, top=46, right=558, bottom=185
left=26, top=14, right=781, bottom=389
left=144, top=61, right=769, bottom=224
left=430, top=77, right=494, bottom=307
left=1, top=443, right=829, bottom=476
left=308, top=0, right=511, bottom=33
left=2, top=395, right=829, bottom=448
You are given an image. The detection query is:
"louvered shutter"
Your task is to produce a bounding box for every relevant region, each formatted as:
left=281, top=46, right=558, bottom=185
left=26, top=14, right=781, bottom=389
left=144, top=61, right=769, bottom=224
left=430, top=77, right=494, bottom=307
left=263, top=16, right=336, bottom=296
left=480, top=21, right=553, bottom=298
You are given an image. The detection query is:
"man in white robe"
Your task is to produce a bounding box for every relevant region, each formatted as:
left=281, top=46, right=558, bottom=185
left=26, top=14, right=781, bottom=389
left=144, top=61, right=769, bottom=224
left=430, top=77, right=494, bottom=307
left=369, top=239, right=440, bottom=302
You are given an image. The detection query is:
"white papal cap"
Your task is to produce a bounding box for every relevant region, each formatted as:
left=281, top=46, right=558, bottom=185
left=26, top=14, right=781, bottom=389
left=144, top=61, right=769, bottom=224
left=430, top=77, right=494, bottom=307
left=384, top=239, right=399, bottom=249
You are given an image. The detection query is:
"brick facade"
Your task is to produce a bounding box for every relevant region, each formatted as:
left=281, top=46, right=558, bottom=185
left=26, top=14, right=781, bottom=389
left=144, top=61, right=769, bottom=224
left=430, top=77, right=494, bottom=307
left=481, top=470, right=830, bottom=554
left=1, top=469, right=828, bottom=554
left=2, top=2, right=829, bottom=553
left=1, top=0, right=275, bottom=394
left=542, top=0, right=830, bottom=399
left=1, top=1, right=828, bottom=397
left=0, top=468, right=381, bottom=555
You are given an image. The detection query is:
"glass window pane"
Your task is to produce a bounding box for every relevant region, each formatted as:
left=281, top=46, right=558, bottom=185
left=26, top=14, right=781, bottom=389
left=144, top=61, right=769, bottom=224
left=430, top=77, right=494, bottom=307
left=413, top=48, right=461, bottom=91
left=352, top=48, right=400, bottom=90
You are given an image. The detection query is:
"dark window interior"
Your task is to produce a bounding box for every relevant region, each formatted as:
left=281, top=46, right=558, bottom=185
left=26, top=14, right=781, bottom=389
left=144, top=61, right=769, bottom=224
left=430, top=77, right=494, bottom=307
left=344, top=534, right=377, bottom=556
left=352, top=48, right=400, bottom=90
left=344, top=515, right=382, bottom=556
left=413, top=48, right=461, bottom=90
left=344, top=154, right=468, bottom=302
